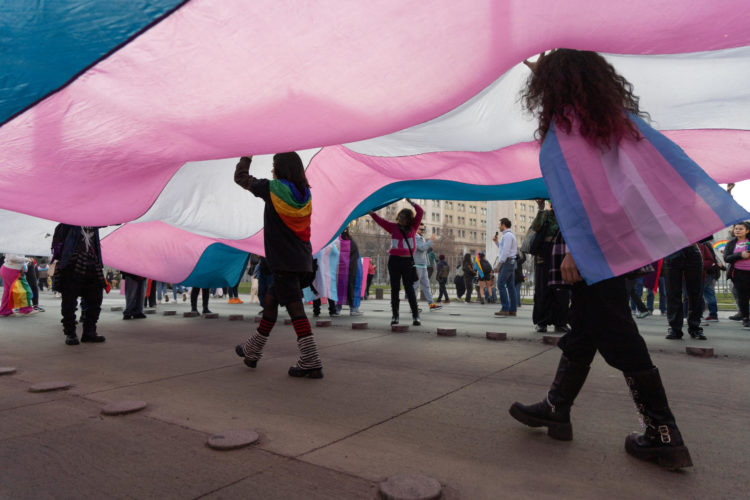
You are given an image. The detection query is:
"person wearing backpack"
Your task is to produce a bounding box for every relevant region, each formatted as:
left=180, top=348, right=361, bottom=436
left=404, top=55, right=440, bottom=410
left=435, top=254, right=450, bottom=303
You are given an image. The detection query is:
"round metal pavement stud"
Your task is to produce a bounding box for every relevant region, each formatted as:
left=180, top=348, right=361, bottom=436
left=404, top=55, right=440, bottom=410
left=543, top=335, right=561, bottom=346
left=284, top=318, right=293, bottom=325
left=183, top=311, right=200, bottom=318
left=29, top=381, right=71, bottom=393
left=316, top=320, right=332, bottom=327
left=110, top=306, right=124, bottom=312
left=436, top=328, right=456, bottom=337
left=373, top=309, right=385, bottom=312
left=486, top=331, right=507, bottom=341
left=229, top=314, right=244, bottom=321
left=352, top=322, right=368, bottom=330
left=206, top=430, right=260, bottom=451
left=449, top=313, right=461, bottom=316
left=391, top=325, right=409, bottom=333
left=686, top=346, right=714, bottom=358
left=378, top=474, right=442, bottom=500
left=163, top=310, right=177, bottom=316
left=0, top=367, right=17, bottom=376
left=144, top=308, right=157, bottom=315
left=101, top=400, right=147, bottom=416
left=203, top=313, right=219, bottom=319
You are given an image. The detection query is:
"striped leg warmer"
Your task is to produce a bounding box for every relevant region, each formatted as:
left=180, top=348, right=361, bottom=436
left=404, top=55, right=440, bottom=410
left=242, top=317, right=274, bottom=361
left=292, top=317, right=322, bottom=369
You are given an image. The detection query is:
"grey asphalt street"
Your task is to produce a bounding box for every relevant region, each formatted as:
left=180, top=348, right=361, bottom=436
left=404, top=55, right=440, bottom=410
left=1, top=291, right=748, bottom=499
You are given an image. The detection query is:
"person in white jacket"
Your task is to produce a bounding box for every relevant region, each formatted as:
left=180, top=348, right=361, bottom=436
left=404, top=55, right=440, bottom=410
left=0, top=254, right=35, bottom=316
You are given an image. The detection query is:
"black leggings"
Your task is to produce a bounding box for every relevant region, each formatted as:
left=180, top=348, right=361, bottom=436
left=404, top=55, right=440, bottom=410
left=388, top=255, right=418, bottom=317
left=732, top=268, right=750, bottom=319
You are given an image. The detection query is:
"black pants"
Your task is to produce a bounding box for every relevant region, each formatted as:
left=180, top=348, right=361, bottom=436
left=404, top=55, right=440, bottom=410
left=463, top=275, right=474, bottom=302
left=388, top=255, right=418, bottom=316
left=558, top=276, right=653, bottom=373
left=625, top=277, right=648, bottom=313
left=25, top=266, right=39, bottom=307
left=664, top=246, right=703, bottom=334
left=145, top=280, right=157, bottom=307
left=59, top=271, right=103, bottom=330
left=731, top=268, right=750, bottom=319
left=532, top=246, right=569, bottom=327
left=436, top=277, right=449, bottom=302
left=365, top=274, right=374, bottom=298
left=313, top=298, right=336, bottom=316
left=190, top=287, right=210, bottom=312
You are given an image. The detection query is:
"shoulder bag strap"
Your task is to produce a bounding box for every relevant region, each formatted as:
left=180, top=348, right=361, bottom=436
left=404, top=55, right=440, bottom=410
left=398, top=226, right=415, bottom=258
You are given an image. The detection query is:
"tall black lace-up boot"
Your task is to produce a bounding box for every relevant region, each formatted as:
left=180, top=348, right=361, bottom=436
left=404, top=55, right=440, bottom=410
left=509, top=355, right=590, bottom=440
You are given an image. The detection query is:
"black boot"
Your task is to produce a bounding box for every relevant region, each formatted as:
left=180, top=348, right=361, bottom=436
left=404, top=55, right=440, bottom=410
left=391, top=314, right=399, bottom=325
left=81, top=322, right=106, bottom=343
left=509, top=356, right=590, bottom=440
left=624, top=368, right=693, bottom=469
left=63, top=322, right=79, bottom=346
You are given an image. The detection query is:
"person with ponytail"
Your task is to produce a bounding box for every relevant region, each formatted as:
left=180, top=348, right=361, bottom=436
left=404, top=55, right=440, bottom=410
left=233, top=152, right=323, bottom=379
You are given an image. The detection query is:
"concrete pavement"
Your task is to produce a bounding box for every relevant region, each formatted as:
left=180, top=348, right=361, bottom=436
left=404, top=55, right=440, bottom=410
left=1, top=291, right=748, bottom=499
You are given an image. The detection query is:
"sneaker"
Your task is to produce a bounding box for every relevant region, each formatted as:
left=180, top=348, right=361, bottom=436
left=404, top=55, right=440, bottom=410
left=635, top=310, right=651, bottom=319
left=429, top=303, right=442, bottom=310
left=553, top=325, right=570, bottom=334
left=412, top=316, right=421, bottom=326
left=33, top=306, right=45, bottom=312
left=704, top=315, right=719, bottom=322
left=535, top=324, right=547, bottom=333
left=728, top=313, right=743, bottom=321
left=391, top=315, right=399, bottom=325
left=743, top=319, right=750, bottom=328
left=350, top=310, right=363, bottom=316
left=689, top=329, right=708, bottom=340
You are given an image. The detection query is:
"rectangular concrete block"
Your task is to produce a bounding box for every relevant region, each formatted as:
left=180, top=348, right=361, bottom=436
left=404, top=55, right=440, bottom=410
left=375, top=288, right=384, bottom=300
left=163, top=310, right=177, bottom=316
left=391, top=325, right=409, bottom=333
left=486, top=332, right=507, bottom=341
left=183, top=311, right=200, bottom=318
left=110, top=306, right=123, bottom=312
left=351, top=322, right=368, bottom=330
left=229, top=314, right=244, bottom=321
left=316, top=320, right=332, bottom=327
left=437, top=328, right=456, bottom=337
left=144, top=308, right=157, bottom=315
left=203, top=313, right=219, bottom=319
left=686, top=346, right=714, bottom=357
left=543, top=335, right=561, bottom=346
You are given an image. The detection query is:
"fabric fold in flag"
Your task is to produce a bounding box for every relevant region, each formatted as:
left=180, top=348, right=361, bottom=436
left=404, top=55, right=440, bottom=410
left=540, top=114, right=749, bottom=284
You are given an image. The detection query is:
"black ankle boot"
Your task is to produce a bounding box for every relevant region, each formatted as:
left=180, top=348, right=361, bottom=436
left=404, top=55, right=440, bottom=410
left=288, top=366, right=323, bottom=378
left=624, top=368, right=693, bottom=469
left=391, top=314, right=399, bottom=325
left=509, top=356, right=590, bottom=441
left=412, top=315, right=421, bottom=326
left=63, top=323, right=79, bottom=345
left=81, top=322, right=106, bottom=343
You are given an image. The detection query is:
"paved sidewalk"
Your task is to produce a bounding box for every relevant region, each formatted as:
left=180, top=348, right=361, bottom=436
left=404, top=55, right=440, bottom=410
left=0, top=292, right=748, bottom=499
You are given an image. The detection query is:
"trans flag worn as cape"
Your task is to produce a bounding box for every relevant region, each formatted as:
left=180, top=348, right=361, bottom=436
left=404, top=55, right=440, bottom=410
left=540, top=114, right=750, bottom=284
left=269, top=179, right=311, bottom=242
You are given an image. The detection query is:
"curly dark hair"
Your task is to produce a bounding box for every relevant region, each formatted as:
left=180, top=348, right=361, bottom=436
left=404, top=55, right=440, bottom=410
left=522, top=49, right=649, bottom=148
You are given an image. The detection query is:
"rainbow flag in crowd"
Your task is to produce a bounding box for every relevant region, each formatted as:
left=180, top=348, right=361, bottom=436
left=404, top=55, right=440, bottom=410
left=540, top=114, right=749, bottom=284
left=713, top=240, right=728, bottom=252
left=269, top=179, right=312, bottom=241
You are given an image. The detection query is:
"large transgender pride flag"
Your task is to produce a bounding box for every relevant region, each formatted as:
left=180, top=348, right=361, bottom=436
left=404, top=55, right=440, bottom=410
left=1, top=1, right=749, bottom=285
left=541, top=115, right=749, bottom=283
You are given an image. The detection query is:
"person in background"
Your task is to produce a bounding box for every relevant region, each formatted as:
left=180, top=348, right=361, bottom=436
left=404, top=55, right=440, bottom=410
left=461, top=253, right=477, bottom=303
left=427, top=249, right=437, bottom=280
left=190, top=287, right=212, bottom=315
left=121, top=271, right=147, bottom=320
left=723, top=222, right=750, bottom=328
left=0, top=254, right=35, bottom=316
left=413, top=223, right=441, bottom=311
left=51, top=224, right=107, bottom=345
left=364, top=259, right=376, bottom=299
left=476, top=252, right=493, bottom=304
left=698, top=237, right=722, bottom=322
left=37, top=260, right=50, bottom=291
left=435, top=254, right=450, bottom=303
left=24, top=256, right=43, bottom=312
left=663, top=243, right=706, bottom=340
left=369, top=199, right=424, bottom=326
left=493, top=218, right=518, bottom=317
left=454, top=260, right=466, bottom=300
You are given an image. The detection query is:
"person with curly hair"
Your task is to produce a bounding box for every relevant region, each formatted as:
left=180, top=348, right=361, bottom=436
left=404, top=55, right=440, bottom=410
left=508, top=49, right=692, bottom=469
